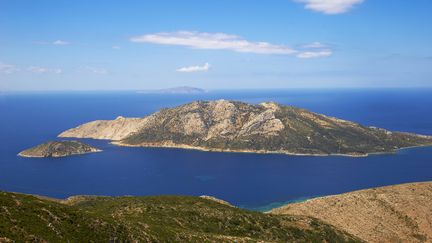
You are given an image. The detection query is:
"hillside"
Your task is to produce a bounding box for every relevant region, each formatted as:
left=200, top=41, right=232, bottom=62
left=270, top=182, right=432, bottom=243
left=59, top=100, right=432, bottom=156
left=0, top=191, right=360, bottom=242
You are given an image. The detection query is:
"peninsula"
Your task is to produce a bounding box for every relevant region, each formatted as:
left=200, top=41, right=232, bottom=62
left=59, top=100, right=432, bottom=156
left=271, top=182, right=432, bottom=243
left=18, top=140, right=101, bottom=158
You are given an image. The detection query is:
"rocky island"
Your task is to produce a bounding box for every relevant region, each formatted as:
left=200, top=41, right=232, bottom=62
left=59, top=100, right=432, bottom=156
left=18, top=140, right=101, bottom=158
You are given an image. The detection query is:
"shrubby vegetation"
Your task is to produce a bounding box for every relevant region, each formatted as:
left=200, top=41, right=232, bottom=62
left=0, top=191, right=362, bottom=242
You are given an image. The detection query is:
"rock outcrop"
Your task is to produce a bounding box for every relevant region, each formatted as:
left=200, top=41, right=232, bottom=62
left=270, top=182, right=432, bottom=243
left=199, top=195, right=234, bottom=207
left=59, top=116, right=148, bottom=140
left=18, top=140, right=101, bottom=158
left=59, top=100, right=432, bottom=156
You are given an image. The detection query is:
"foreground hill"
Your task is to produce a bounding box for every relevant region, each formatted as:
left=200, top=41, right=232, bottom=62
left=271, top=182, right=432, bottom=243
left=0, top=192, right=360, bottom=242
left=18, top=140, right=101, bottom=158
left=59, top=100, right=432, bottom=156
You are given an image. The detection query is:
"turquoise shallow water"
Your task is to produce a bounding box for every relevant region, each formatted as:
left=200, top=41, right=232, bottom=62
left=1, top=89, right=431, bottom=210
left=250, top=196, right=319, bottom=212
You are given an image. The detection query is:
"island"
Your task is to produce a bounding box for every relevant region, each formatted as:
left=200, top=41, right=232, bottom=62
left=59, top=100, right=432, bottom=156
left=137, top=86, right=207, bottom=94
left=18, top=140, right=101, bottom=158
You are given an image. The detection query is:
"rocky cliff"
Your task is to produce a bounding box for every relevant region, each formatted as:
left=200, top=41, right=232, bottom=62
left=59, top=100, right=432, bottom=156
left=270, top=182, right=432, bottom=243
left=18, top=140, right=101, bottom=158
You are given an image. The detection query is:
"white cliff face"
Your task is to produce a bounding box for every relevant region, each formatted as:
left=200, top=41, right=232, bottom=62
left=181, top=112, right=207, bottom=136
left=59, top=116, right=149, bottom=140
left=238, top=110, right=284, bottom=136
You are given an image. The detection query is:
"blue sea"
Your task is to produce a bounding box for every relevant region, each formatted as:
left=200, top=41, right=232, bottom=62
left=1, top=89, right=432, bottom=210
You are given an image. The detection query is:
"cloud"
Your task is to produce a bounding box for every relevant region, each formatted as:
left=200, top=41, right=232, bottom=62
left=28, top=66, right=62, bottom=74
left=0, top=62, right=19, bottom=74
left=131, top=31, right=332, bottom=59
left=130, top=31, right=298, bottom=55
left=297, top=49, right=332, bottom=58
left=303, top=42, right=327, bottom=49
left=35, top=40, right=71, bottom=45
left=295, top=0, right=364, bottom=14
left=112, top=45, right=121, bottom=49
left=84, top=66, right=108, bottom=74
left=52, top=40, right=70, bottom=45
left=177, top=63, right=210, bottom=73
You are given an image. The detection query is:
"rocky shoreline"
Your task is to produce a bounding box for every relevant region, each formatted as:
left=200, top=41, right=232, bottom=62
left=18, top=141, right=101, bottom=158
left=111, top=140, right=375, bottom=157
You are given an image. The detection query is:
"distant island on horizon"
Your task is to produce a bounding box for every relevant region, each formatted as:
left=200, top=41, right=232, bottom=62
left=137, top=86, right=207, bottom=94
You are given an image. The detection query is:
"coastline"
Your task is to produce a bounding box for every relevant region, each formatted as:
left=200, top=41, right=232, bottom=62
left=111, top=141, right=401, bottom=157
left=266, top=180, right=432, bottom=213
left=17, top=149, right=102, bottom=158
left=111, top=140, right=432, bottom=157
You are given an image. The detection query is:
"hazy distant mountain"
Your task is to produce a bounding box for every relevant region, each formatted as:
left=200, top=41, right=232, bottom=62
left=59, top=100, right=432, bottom=156
left=138, top=86, right=207, bottom=94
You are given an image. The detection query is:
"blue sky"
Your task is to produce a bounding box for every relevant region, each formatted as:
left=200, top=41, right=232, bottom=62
left=0, top=0, right=431, bottom=90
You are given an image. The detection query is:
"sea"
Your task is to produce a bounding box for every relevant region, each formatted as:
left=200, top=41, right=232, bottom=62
left=1, top=89, right=431, bottom=211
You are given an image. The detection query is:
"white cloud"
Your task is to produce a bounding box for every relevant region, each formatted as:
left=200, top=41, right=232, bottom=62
left=52, top=40, right=70, bottom=45
left=0, top=62, right=19, bottom=74
left=131, top=31, right=333, bottom=59
left=297, top=49, right=332, bottom=58
left=112, top=45, right=121, bottom=49
left=177, top=63, right=210, bottom=73
left=130, top=31, right=297, bottom=55
left=295, top=0, right=364, bottom=14
left=303, top=42, right=327, bottom=49
left=84, top=66, right=108, bottom=75
left=28, top=66, right=62, bottom=74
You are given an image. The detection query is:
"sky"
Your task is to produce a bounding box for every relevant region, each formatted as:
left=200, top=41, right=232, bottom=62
left=0, top=0, right=431, bottom=91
